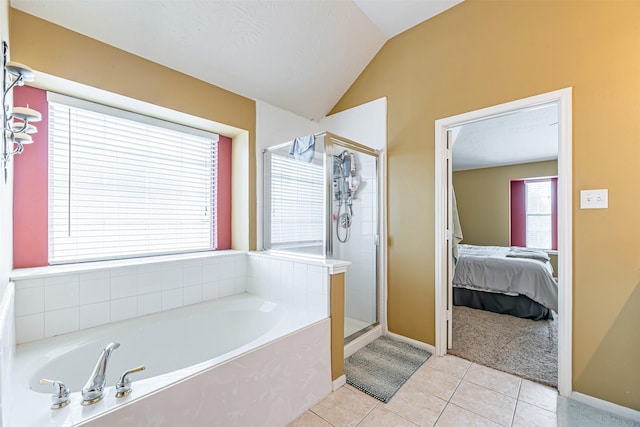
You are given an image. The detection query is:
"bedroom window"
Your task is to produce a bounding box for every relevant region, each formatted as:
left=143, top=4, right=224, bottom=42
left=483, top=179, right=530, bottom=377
left=510, top=177, right=557, bottom=250
left=525, top=181, right=552, bottom=249
left=48, top=92, right=219, bottom=263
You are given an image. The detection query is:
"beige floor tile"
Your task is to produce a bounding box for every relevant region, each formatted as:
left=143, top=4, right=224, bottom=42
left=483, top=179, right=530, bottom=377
left=358, top=406, right=419, bottom=427
left=464, top=363, right=522, bottom=398
left=450, top=381, right=517, bottom=426
left=435, top=403, right=502, bottom=427
left=512, top=400, right=557, bottom=427
left=386, top=386, right=447, bottom=426
left=424, top=355, right=471, bottom=379
left=403, top=366, right=461, bottom=401
left=311, top=386, right=376, bottom=427
left=344, top=384, right=384, bottom=405
left=518, top=379, right=558, bottom=413
left=289, top=411, right=334, bottom=427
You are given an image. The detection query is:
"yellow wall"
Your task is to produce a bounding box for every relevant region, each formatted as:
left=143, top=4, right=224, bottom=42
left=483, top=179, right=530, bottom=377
left=453, top=160, right=557, bottom=246
left=330, top=273, right=345, bottom=380
left=9, top=9, right=257, bottom=250
left=331, top=0, right=640, bottom=409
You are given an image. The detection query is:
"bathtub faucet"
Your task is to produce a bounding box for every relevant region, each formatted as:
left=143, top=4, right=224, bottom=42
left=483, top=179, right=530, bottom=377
left=81, top=342, right=120, bottom=405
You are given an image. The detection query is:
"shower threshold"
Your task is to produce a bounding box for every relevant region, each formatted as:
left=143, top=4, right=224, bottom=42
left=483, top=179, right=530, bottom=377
left=345, top=320, right=379, bottom=345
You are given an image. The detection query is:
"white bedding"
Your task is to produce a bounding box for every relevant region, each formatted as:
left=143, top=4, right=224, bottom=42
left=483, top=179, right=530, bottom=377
left=453, top=244, right=558, bottom=312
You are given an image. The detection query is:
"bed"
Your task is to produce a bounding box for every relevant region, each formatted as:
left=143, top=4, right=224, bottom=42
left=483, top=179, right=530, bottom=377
left=452, top=244, right=557, bottom=320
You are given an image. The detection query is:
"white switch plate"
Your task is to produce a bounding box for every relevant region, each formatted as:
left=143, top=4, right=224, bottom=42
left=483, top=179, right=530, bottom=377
left=580, top=189, right=608, bottom=209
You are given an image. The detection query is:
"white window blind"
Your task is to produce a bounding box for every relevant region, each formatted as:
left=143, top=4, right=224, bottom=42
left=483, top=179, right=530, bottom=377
left=48, top=93, right=219, bottom=263
left=525, top=180, right=552, bottom=249
left=270, top=155, right=324, bottom=246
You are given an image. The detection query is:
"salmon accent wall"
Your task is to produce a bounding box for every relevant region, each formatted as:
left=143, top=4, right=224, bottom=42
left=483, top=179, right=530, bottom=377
left=9, top=9, right=257, bottom=251
left=331, top=0, right=640, bottom=409
left=12, top=85, right=47, bottom=268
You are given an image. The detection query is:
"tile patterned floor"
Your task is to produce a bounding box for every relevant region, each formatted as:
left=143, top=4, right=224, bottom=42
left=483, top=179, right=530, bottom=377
left=290, top=355, right=559, bottom=427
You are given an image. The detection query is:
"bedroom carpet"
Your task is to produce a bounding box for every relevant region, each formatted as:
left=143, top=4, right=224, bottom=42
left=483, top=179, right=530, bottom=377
left=448, top=305, right=558, bottom=387
left=344, top=336, right=431, bottom=403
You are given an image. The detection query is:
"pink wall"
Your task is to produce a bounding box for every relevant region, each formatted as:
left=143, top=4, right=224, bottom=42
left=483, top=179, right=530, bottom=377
left=509, top=179, right=526, bottom=247
left=13, top=86, right=48, bottom=268
left=216, top=135, right=232, bottom=250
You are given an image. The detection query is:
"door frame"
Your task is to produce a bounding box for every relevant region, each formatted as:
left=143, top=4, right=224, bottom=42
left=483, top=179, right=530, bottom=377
left=434, top=88, right=573, bottom=397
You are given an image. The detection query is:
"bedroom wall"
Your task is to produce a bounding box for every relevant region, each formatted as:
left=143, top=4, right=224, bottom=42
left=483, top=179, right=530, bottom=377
left=453, top=160, right=558, bottom=274
left=453, top=160, right=557, bottom=247
left=330, top=0, right=640, bottom=410
left=8, top=9, right=258, bottom=250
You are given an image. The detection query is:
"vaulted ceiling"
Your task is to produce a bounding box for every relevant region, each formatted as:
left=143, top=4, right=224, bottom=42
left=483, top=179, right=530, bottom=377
left=11, top=1, right=558, bottom=168
left=11, top=0, right=462, bottom=121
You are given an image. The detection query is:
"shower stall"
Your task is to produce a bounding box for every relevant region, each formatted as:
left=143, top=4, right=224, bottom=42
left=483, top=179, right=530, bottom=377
left=263, top=132, right=380, bottom=341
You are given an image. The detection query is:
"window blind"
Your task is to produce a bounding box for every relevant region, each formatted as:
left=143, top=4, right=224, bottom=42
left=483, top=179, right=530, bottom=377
left=48, top=93, right=219, bottom=263
left=525, top=180, right=552, bottom=250
left=269, top=155, right=324, bottom=247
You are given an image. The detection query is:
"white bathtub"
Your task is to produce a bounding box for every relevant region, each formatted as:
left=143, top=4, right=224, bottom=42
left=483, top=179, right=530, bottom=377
left=11, top=293, right=332, bottom=426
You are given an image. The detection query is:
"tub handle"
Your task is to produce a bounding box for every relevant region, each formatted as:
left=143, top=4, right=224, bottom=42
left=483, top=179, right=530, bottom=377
left=115, top=365, right=146, bottom=398
left=40, top=379, right=71, bottom=410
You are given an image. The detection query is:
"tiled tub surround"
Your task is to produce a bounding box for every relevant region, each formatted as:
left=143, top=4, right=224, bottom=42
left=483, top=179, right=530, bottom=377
left=13, top=252, right=248, bottom=344
left=12, top=251, right=338, bottom=344
left=0, top=283, right=15, bottom=427
left=9, top=251, right=343, bottom=426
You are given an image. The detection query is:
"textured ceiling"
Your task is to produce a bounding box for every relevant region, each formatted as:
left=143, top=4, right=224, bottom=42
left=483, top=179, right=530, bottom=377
left=451, top=104, right=559, bottom=171
left=11, top=0, right=462, bottom=121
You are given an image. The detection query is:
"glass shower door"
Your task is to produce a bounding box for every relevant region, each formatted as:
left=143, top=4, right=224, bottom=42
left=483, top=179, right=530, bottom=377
left=330, top=144, right=379, bottom=341
left=263, top=138, right=326, bottom=257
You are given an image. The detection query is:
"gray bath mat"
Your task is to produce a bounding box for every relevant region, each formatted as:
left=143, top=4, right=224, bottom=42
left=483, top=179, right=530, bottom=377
left=344, top=336, right=431, bottom=403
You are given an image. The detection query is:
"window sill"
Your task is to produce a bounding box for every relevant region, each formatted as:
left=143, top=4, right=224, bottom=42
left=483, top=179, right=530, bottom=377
left=10, top=250, right=245, bottom=280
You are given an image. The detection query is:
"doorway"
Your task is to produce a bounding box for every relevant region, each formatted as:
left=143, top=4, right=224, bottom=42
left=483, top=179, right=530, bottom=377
left=434, top=88, right=573, bottom=397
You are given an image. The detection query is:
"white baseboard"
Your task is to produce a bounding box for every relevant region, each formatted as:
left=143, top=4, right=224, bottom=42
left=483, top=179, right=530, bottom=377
left=570, top=392, right=640, bottom=423
left=386, top=332, right=436, bottom=355
left=332, top=375, right=346, bottom=391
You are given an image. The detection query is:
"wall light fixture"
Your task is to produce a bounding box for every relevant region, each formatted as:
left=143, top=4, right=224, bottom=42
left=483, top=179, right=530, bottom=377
left=2, top=41, right=40, bottom=183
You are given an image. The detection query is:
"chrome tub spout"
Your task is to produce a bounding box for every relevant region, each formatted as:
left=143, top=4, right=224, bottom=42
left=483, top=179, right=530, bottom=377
left=81, top=342, right=120, bottom=405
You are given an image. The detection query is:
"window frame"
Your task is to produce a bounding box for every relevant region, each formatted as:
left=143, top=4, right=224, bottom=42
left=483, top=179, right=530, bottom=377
left=12, top=84, right=235, bottom=270
left=47, top=92, right=219, bottom=265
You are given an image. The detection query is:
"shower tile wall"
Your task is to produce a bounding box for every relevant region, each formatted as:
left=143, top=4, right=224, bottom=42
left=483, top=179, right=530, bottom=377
left=13, top=253, right=247, bottom=344
left=246, top=253, right=330, bottom=317
left=335, top=152, right=377, bottom=326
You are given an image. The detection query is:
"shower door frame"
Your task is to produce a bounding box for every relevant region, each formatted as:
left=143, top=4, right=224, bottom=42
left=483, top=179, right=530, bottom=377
left=324, top=133, right=381, bottom=339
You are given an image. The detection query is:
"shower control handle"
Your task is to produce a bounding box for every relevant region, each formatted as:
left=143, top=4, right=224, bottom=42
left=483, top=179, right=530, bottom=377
left=115, top=365, right=145, bottom=398
left=40, top=378, right=71, bottom=409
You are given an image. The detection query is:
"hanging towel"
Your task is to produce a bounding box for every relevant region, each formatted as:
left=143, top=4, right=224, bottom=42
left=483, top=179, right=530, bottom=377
left=452, top=186, right=464, bottom=266
left=289, top=134, right=315, bottom=163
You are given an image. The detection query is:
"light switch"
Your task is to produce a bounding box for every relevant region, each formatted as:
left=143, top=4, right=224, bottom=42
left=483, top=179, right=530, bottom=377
left=580, top=189, right=608, bottom=209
